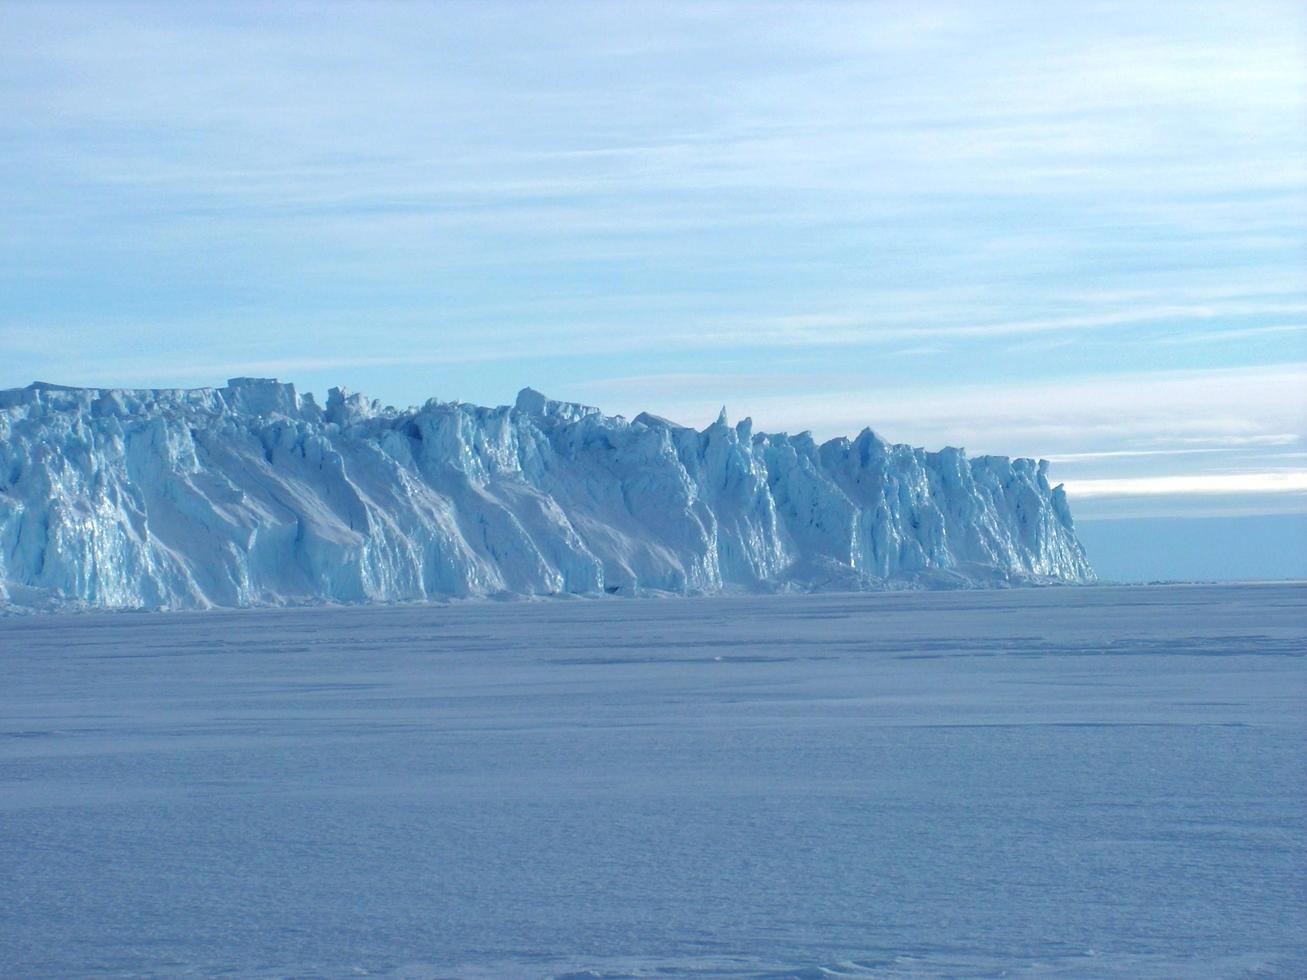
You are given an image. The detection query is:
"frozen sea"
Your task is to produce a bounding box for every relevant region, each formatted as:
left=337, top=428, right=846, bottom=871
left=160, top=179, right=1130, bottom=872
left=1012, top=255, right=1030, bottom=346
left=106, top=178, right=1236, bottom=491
left=2, top=584, right=1304, bottom=979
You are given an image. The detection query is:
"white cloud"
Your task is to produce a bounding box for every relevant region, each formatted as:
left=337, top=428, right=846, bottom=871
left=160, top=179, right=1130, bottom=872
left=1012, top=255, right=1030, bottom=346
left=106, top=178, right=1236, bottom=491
left=1044, top=438, right=1300, bottom=462
left=1065, top=471, right=1307, bottom=497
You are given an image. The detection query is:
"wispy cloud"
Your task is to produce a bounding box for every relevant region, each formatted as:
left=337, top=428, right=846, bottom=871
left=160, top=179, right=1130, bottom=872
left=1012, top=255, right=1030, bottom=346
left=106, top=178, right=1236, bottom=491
left=670, top=302, right=1307, bottom=348
left=1152, top=323, right=1307, bottom=346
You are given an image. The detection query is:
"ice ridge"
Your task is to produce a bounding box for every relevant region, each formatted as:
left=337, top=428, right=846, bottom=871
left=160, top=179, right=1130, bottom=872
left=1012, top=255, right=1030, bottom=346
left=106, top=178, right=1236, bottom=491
left=0, top=379, right=1094, bottom=610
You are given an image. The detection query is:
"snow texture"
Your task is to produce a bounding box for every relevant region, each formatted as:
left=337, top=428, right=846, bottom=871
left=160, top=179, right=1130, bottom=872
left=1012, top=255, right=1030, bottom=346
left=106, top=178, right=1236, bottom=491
left=1, top=584, right=1303, bottom=977
left=0, top=378, right=1092, bottom=610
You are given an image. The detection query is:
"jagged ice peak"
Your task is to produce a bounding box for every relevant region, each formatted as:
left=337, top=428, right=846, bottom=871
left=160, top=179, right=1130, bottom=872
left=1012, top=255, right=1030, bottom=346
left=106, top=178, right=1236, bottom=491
left=0, top=378, right=1093, bottom=610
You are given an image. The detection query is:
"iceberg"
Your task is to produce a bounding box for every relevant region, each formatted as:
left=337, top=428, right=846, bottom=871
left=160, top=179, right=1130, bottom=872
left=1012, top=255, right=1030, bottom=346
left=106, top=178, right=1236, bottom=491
left=0, top=378, right=1093, bottom=610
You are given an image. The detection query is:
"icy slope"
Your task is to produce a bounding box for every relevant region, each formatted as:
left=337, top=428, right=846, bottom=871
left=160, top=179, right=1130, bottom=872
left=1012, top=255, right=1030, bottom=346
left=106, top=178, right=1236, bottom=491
left=0, top=379, right=1093, bottom=609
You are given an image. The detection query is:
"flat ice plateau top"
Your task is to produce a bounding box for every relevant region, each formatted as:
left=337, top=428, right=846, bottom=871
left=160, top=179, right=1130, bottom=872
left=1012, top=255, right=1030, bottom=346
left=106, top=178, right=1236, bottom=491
left=0, top=377, right=1092, bottom=610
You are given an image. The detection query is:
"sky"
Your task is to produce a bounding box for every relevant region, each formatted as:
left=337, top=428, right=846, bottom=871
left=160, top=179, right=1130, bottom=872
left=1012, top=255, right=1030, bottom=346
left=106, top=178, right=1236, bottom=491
left=2, top=1, right=1305, bottom=579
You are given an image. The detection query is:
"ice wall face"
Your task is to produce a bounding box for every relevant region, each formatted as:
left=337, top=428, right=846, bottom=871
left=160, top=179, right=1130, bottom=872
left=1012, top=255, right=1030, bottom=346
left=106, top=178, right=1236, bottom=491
left=0, top=379, right=1094, bottom=610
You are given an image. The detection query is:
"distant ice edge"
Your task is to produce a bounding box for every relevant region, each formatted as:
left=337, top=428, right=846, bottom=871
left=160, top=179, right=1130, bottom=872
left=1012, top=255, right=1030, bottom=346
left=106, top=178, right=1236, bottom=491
left=0, top=378, right=1094, bottom=611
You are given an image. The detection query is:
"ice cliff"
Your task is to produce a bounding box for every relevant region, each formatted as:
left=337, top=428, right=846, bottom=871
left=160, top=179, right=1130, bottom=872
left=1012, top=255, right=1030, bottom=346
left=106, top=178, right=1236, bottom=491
left=0, top=378, right=1094, bottom=610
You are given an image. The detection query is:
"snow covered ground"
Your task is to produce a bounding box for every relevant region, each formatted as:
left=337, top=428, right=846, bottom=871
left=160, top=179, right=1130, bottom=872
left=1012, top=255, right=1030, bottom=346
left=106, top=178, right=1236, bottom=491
left=2, top=583, right=1303, bottom=978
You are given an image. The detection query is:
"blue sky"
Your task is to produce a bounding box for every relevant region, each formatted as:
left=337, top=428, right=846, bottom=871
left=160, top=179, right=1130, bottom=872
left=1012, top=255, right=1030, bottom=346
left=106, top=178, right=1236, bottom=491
left=2, top=1, right=1305, bottom=573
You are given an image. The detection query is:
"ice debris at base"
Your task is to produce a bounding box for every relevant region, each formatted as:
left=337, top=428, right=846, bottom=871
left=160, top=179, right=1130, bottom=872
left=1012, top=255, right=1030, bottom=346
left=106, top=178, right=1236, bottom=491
left=0, top=378, right=1093, bottom=610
